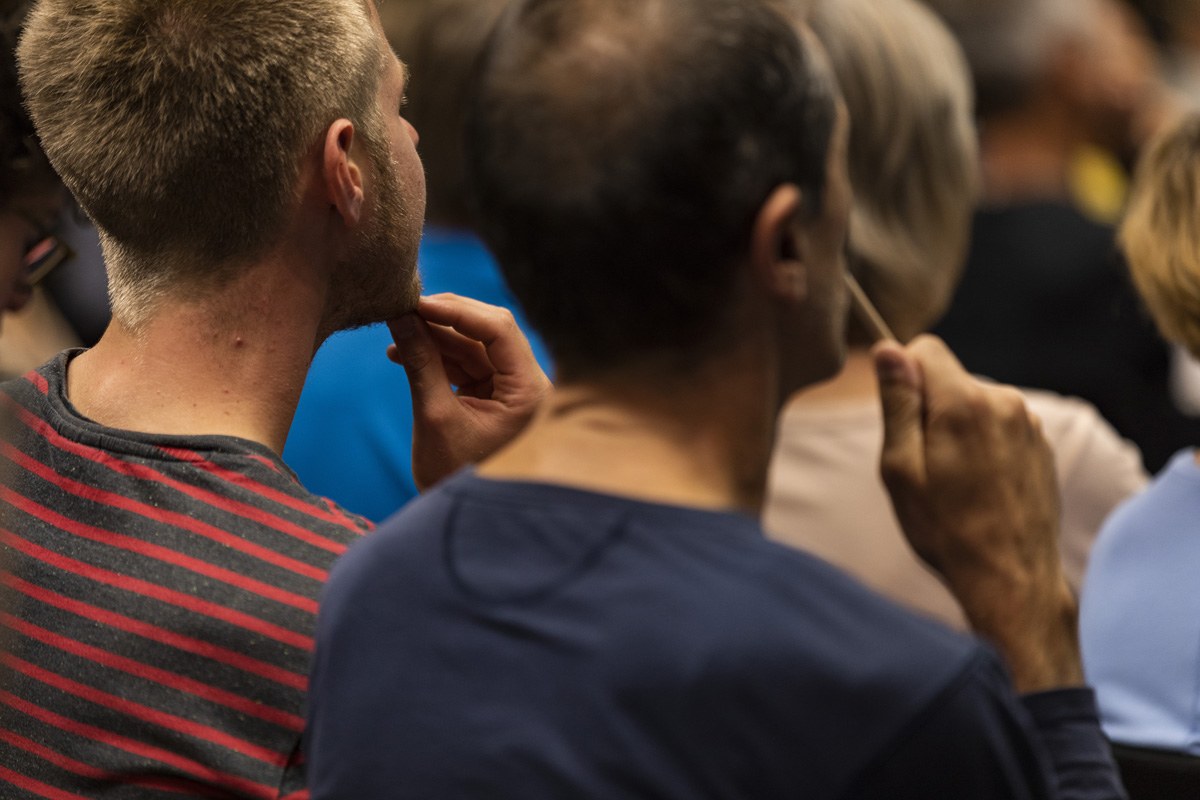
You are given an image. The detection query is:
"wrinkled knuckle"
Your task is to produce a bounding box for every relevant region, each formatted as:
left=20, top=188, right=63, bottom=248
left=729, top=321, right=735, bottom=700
left=402, top=352, right=433, bottom=372
left=960, top=384, right=994, bottom=417
left=992, top=388, right=1032, bottom=431
left=415, top=402, right=454, bottom=429
left=932, top=392, right=982, bottom=435
left=994, top=386, right=1027, bottom=415
left=1027, top=410, right=1044, bottom=438
left=907, top=333, right=937, bottom=353
left=492, top=307, right=517, bottom=331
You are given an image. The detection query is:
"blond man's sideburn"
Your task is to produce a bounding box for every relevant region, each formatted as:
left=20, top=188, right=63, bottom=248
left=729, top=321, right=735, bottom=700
left=17, top=0, right=384, bottom=327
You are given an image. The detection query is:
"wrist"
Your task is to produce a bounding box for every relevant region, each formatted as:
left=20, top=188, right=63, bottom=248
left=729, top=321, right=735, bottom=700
left=959, top=576, right=1084, bottom=693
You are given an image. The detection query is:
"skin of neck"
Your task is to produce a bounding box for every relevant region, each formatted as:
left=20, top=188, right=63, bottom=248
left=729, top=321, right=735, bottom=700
left=480, top=329, right=781, bottom=516
left=65, top=168, right=348, bottom=455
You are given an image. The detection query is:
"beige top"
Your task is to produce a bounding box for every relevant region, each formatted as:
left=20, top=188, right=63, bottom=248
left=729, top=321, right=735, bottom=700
left=0, top=288, right=79, bottom=380
left=764, top=388, right=1148, bottom=629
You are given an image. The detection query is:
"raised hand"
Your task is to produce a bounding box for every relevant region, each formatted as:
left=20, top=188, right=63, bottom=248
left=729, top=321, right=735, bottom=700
left=387, top=293, right=552, bottom=491
left=874, top=335, right=1082, bottom=693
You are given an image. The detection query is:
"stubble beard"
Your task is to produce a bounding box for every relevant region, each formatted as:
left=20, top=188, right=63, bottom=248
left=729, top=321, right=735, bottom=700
left=324, top=135, right=425, bottom=334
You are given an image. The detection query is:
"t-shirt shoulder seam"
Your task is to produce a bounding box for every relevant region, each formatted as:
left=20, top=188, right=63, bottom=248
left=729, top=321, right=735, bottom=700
left=836, top=646, right=999, bottom=798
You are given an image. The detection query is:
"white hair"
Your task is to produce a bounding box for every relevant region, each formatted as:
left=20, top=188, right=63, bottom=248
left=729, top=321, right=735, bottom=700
left=812, top=0, right=980, bottom=339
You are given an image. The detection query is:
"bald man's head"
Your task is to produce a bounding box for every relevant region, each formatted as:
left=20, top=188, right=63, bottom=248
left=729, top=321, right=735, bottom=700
left=467, top=0, right=838, bottom=377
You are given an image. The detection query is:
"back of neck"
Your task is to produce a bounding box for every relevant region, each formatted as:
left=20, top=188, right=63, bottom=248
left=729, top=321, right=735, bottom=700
left=480, top=368, right=777, bottom=515
left=67, top=292, right=321, bottom=454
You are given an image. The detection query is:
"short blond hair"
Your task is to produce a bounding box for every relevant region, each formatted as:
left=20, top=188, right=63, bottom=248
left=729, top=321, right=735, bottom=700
left=811, top=0, right=979, bottom=342
left=18, top=0, right=384, bottom=326
left=1120, top=112, right=1200, bottom=359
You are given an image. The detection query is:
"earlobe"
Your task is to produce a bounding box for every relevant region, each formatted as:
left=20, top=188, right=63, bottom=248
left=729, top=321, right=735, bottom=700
left=751, top=184, right=808, bottom=303
left=323, top=119, right=365, bottom=226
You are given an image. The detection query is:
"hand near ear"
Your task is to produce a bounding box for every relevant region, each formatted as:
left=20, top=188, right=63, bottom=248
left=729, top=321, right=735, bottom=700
left=874, top=335, right=1083, bottom=695
left=386, top=293, right=552, bottom=491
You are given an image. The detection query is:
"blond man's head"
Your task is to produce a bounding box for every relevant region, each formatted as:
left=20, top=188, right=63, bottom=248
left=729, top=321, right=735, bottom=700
left=18, top=0, right=385, bottom=327
left=1121, top=112, right=1200, bottom=359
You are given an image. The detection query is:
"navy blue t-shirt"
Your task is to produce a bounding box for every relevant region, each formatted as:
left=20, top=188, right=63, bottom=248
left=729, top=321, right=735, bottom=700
left=308, top=472, right=1124, bottom=799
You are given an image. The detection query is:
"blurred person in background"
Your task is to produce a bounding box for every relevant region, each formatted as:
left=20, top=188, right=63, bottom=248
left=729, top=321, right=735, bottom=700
left=765, top=0, right=1147, bottom=629
left=1128, top=0, right=1200, bottom=418
left=1144, top=0, right=1200, bottom=102
left=285, top=0, right=555, bottom=522
left=927, top=0, right=1195, bottom=473
left=1080, top=110, right=1200, bottom=800
left=0, top=0, right=75, bottom=377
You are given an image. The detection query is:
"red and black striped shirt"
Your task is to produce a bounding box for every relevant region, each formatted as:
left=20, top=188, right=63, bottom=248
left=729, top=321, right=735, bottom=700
left=0, top=353, right=372, bottom=799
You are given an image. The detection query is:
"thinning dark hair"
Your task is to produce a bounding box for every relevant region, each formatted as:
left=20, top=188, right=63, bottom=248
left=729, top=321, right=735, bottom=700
left=466, top=0, right=837, bottom=379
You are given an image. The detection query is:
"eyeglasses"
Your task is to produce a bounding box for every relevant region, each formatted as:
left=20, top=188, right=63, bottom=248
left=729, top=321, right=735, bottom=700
left=17, top=212, right=73, bottom=286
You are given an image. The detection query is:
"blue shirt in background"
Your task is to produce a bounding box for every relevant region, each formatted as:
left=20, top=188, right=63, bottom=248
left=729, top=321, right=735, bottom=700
left=1081, top=449, right=1200, bottom=756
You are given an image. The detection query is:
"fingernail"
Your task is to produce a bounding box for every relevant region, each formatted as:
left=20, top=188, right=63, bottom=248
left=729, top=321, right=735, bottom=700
left=875, top=351, right=911, bottom=385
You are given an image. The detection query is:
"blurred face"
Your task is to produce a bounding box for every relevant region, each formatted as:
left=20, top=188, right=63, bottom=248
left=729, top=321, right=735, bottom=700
left=326, top=15, right=427, bottom=331
left=0, top=191, right=64, bottom=332
left=1074, top=0, right=1156, bottom=156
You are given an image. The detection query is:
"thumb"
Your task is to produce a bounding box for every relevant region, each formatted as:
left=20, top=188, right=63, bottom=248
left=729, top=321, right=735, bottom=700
left=874, top=341, right=926, bottom=491
left=387, top=313, right=455, bottom=419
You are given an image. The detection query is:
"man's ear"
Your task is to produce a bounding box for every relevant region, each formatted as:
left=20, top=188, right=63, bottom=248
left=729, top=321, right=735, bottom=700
left=323, top=119, right=365, bottom=226
left=750, top=183, right=808, bottom=303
